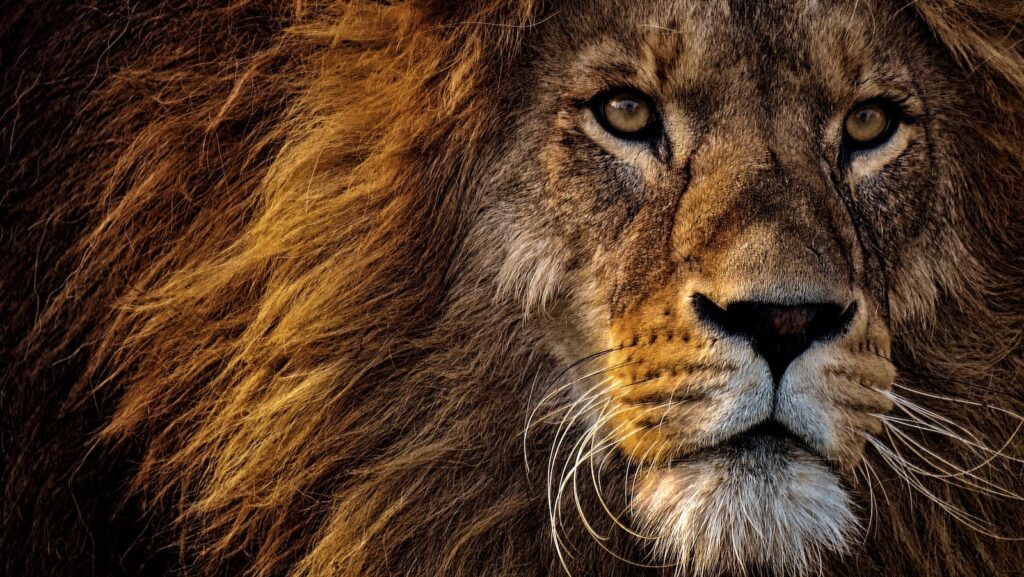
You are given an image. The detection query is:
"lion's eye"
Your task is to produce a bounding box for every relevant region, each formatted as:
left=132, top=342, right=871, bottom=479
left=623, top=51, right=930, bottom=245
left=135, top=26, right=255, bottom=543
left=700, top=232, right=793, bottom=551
left=592, top=90, right=657, bottom=140
left=843, top=101, right=897, bottom=148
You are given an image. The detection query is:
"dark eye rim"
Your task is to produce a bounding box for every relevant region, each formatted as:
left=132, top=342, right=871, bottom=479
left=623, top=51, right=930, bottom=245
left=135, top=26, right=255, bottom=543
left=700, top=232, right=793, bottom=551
left=587, top=88, right=662, bottom=142
left=841, top=97, right=905, bottom=152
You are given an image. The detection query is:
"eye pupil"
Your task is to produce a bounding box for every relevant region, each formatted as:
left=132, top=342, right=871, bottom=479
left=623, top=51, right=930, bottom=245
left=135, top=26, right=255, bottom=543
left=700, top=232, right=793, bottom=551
left=612, top=98, right=640, bottom=113
left=844, top=102, right=891, bottom=145
left=600, top=91, right=654, bottom=137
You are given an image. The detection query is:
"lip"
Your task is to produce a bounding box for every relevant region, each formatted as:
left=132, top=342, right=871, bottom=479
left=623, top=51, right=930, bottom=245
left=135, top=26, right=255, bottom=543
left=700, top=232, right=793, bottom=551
left=722, top=420, right=819, bottom=453
left=670, top=419, right=830, bottom=466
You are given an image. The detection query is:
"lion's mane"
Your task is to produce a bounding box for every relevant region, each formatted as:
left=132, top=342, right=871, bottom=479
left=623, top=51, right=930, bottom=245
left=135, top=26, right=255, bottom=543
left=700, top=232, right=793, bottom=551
left=2, top=1, right=1022, bottom=576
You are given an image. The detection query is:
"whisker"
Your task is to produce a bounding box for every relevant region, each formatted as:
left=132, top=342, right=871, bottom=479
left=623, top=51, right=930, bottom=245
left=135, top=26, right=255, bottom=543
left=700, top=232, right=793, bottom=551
left=553, top=406, right=672, bottom=571
left=586, top=411, right=662, bottom=541
left=525, top=350, right=624, bottom=427
left=875, top=413, right=1024, bottom=467
left=854, top=461, right=876, bottom=546
left=875, top=388, right=986, bottom=446
left=879, top=421, right=1023, bottom=500
left=546, top=379, right=615, bottom=573
left=877, top=361, right=1023, bottom=405
left=527, top=358, right=634, bottom=473
left=866, top=434, right=1024, bottom=541
left=870, top=435, right=988, bottom=530
left=570, top=412, right=676, bottom=569
left=567, top=401, right=624, bottom=542
left=547, top=377, right=625, bottom=545
left=861, top=454, right=892, bottom=507
left=892, top=381, right=1024, bottom=423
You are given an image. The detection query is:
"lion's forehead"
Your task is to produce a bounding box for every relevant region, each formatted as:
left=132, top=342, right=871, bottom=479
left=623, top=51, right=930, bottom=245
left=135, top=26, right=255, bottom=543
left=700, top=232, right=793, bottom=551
left=514, top=0, right=947, bottom=323
left=555, top=0, right=915, bottom=114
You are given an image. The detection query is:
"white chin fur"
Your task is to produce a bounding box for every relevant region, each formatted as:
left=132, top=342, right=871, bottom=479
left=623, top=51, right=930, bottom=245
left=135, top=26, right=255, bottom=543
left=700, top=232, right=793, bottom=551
left=633, top=444, right=856, bottom=576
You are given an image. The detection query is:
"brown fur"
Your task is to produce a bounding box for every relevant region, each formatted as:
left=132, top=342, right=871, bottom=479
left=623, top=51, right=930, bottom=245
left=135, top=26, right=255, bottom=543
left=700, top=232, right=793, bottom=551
left=1, top=1, right=1021, bottom=576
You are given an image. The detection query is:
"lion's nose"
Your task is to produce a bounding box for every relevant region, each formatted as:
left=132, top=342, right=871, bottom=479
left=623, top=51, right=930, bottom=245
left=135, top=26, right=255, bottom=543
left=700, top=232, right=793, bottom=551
left=693, top=295, right=857, bottom=383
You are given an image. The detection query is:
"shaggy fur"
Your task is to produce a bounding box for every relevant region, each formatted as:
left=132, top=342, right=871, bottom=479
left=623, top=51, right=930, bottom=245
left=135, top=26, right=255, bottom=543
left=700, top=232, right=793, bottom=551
left=1, top=1, right=1022, bottom=576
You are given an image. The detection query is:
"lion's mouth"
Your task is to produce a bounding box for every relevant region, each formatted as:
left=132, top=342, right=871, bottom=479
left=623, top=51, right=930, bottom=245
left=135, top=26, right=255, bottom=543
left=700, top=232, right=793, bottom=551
left=670, top=419, right=829, bottom=466
left=722, top=420, right=821, bottom=455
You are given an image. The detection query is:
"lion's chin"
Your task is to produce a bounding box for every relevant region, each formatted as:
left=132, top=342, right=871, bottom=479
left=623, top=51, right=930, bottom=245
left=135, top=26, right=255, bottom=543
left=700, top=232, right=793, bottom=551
left=633, top=435, right=856, bottom=576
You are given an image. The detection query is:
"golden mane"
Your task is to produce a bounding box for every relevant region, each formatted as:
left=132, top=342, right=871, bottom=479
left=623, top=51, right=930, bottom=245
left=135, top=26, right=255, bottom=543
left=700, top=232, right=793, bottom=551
left=1, top=1, right=1021, bottom=576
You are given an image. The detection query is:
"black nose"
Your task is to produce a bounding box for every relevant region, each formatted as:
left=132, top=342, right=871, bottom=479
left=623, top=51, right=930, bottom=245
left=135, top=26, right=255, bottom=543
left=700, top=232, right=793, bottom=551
left=693, top=295, right=857, bottom=383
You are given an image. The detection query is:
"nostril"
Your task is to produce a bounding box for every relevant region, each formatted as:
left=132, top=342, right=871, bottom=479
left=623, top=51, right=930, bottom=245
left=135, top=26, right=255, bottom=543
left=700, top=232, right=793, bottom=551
left=692, top=294, right=856, bottom=383
left=764, top=307, right=816, bottom=337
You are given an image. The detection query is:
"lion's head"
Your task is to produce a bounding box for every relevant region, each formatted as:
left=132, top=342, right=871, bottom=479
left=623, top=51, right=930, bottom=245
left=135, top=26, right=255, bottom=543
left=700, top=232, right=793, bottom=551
left=2, top=1, right=1022, bottom=576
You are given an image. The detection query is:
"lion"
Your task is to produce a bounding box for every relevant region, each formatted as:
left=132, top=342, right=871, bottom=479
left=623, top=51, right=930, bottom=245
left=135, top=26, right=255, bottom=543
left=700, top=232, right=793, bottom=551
left=2, top=0, right=1022, bottom=576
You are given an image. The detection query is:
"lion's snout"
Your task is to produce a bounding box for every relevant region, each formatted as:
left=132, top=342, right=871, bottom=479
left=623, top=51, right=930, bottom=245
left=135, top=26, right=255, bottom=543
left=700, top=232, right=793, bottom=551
left=600, top=280, right=894, bottom=471
left=691, top=293, right=857, bottom=383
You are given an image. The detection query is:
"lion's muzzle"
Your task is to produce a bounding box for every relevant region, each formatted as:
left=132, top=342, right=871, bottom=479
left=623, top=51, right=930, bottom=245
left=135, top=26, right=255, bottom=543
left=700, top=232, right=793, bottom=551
left=597, top=278, right=894, bottom=573
left=692, top=294, right=857, bottom=383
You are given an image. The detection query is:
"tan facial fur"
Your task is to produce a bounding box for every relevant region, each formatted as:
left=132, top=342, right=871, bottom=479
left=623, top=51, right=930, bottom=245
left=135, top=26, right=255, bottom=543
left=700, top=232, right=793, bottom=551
left=512, top=0, right=1003, bottom=574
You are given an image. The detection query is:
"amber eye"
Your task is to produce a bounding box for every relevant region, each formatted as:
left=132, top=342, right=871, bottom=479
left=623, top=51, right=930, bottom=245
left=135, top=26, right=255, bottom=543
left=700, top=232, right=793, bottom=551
left=592, top=90, right=657, bottom=139
left=843, top=101, right=895, bottom=147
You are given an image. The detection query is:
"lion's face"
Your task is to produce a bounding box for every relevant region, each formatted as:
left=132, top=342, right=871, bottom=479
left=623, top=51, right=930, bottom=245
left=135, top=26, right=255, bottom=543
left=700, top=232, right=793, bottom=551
left=484, top=0, right=965, bottom=573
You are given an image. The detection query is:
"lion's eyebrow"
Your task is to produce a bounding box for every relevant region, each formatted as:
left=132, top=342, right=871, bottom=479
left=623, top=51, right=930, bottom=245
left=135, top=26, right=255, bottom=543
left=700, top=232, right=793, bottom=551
left=562, top=38, right=650, bottom=83
left=582, top=61, right=644, bottom=83
left=557, top=61, right=654, bottom=104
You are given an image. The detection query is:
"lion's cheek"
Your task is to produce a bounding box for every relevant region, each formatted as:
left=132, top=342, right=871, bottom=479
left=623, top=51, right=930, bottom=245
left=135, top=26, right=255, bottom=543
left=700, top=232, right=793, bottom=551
left=775, top=319, right=896, bottom=471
